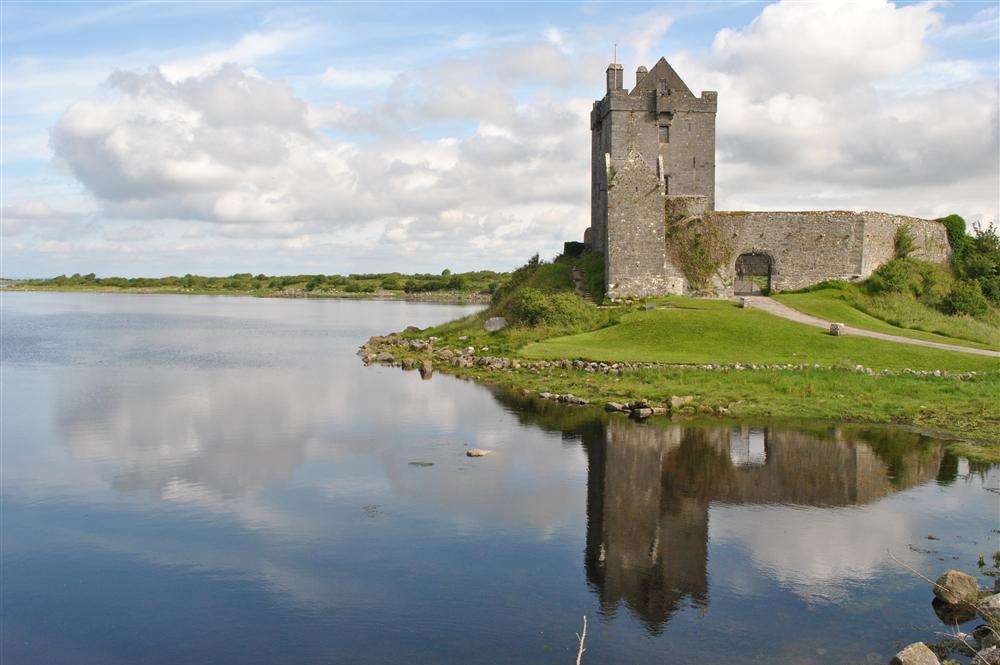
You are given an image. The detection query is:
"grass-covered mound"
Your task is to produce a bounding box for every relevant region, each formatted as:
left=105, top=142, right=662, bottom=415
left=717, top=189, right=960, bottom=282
left=520, top=297, right=997, bottom=373
left=773, top=217, right=999, bottom=349
left=420, top=251, right=618, bottom=353
left=776, top=287, right=999, bottom=350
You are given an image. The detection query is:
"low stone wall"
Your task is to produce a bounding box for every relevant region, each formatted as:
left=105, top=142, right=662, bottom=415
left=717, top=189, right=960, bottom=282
left=705, top=211, right=866, bottom=295
left=685, top=210, right=951, bottom=297
left=859, top=212, right=950, bottom=276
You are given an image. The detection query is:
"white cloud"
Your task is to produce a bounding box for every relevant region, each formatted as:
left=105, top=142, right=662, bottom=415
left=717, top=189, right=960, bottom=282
left=669, top=0, right=999, bottom=225
left=159, top=27, right=316, bottom=82
left=632, top=13, right=674, bottom=69
left=320, top=66, right=398, bottom=88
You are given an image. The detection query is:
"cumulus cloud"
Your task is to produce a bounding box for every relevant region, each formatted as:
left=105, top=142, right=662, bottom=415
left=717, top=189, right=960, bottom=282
left=674, top=0, right=999, bottom=222
left=21, top=0, right=998, bottom=277
left=48, top=55, right=593, bottom=267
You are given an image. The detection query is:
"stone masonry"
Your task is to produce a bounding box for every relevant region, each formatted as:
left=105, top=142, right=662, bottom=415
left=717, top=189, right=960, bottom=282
left=588, top=58, right=950, bottom=299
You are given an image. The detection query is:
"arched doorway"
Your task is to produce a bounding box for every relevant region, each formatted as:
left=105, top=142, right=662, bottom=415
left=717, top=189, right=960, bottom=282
left=734, top=253, right=772, bottom=295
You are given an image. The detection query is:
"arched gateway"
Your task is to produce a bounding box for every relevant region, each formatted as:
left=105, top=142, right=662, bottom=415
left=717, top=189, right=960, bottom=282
left=734, top=253, right=772, bottom=295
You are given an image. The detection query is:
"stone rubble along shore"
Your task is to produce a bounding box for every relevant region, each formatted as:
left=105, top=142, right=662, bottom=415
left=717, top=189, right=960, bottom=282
left=357, top=333, right=986, bottom=381
left=890, top=567, right=1000, bottom=665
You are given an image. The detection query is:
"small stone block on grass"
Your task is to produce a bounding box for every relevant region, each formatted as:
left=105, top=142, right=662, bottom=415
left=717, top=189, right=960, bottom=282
left=829, top=322, right=846, bottom=336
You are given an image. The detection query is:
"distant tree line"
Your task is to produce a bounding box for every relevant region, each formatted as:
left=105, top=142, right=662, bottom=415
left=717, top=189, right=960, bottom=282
left=25, top=269, right=506, bottom=295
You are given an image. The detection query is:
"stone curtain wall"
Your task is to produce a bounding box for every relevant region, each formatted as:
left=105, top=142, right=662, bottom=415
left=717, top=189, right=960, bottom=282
left=699, top=211, right=950, bottom=297
left=859, top=212, right=950, bottom=276
left=707, top=211, right=867, bottom=294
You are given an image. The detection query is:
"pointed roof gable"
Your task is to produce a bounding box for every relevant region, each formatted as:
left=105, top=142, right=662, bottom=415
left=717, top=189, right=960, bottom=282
left=629, top=57, right=695, bottom=98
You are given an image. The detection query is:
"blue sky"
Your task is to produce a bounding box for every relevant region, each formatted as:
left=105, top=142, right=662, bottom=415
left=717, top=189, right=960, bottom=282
left=2, top=0, right=998, bottom=278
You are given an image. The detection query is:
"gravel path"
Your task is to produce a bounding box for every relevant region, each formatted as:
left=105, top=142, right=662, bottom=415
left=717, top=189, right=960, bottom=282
left=744, top=296, right=1000, bottom=359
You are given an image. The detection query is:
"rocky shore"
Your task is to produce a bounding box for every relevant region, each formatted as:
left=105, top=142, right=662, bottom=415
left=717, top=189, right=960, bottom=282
left=359, top=333, right=987, bottom=383
left=890, top=564, right=1000, bottom=665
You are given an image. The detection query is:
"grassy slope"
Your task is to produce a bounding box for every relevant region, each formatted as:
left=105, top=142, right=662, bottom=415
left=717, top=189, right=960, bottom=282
left=520, top=297, right=998, bottom=373
left=774, top=288, right=999, bottom=351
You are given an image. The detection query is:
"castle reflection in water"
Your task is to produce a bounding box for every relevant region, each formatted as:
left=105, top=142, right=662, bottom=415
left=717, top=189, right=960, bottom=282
left=499, top=392, right=952, bottom=634
left=582, top=419, right=947, bottom=632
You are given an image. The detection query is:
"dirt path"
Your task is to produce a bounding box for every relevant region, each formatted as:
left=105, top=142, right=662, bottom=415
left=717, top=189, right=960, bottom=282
left=745, top=296, right=1000, bottom=359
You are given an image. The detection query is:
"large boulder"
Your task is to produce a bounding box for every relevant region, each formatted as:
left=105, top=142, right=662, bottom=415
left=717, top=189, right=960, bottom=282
left=483, top=317, right=507, bottom=333
left=890, top=642, right=940, bottom=665
left=934, top=570, right=980, bottom=605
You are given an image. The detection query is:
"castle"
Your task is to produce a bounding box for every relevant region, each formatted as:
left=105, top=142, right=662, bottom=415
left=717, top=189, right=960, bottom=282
left=586, top=58, right=950, bottom=298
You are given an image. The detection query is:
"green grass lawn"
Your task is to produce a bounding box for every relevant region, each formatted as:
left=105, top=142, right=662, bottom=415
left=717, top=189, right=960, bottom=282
left=774, top=288, right=999, bottom=351
left=519, top=297, right=999, bottom=372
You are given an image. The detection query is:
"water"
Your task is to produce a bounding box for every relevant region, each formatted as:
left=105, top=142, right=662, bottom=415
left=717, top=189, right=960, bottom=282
left=2, top=292, right=997, bottom=664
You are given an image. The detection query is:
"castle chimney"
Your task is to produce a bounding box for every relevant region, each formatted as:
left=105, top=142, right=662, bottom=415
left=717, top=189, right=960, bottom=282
left=606, top=63, right=623, bottom=93
left=636, top=65, right=648, bottom=85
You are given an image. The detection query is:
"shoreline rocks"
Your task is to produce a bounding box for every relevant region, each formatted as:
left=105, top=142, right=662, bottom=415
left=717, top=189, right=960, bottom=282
left=934, top=570, right=980, bottom=605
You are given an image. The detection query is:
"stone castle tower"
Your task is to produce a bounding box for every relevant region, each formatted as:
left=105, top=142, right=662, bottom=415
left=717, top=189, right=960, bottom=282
left=590, top=58, right=717, bottom=252
left=589, top=58, right=718, bottom=297
left=586, top=58, right=949, bottom=300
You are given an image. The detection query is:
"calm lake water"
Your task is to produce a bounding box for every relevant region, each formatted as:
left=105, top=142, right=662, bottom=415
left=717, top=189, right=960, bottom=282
left=2, top=292, right=997, bottom=664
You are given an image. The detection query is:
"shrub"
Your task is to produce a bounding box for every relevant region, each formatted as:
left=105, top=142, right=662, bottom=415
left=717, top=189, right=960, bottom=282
left=380, top=276, right=404, bottom=290
left=866, top=259, right=953, bottom=305
left=867, top=259, right=919, bottom=295
left=942, top=281, right=990, bottom=318
left=894, top=225, right=915, bottom=259
left=937, top=214, right=969, bottom=252
left=503, top=289, right=595, bottom=328
left=562, top=241, right=586, bottom=259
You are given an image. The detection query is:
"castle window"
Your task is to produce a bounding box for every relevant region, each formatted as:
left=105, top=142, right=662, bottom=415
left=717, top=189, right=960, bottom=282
left=692, top=156, right=696, bottom=168
left=664, top=175, right=669, bottom=194
left=659, top=124, right=669, bottom=143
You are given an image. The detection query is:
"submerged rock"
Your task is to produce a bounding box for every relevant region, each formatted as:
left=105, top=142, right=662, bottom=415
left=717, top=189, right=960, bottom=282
left=979, top=593, right=1000, bottom=621
left=934, top=570, right=980, bottom=605
left=466, top=448, right=491, bottom=457
left=890, top=642, right=940, bottom=665
left=932, top=597, right=976, bottom=625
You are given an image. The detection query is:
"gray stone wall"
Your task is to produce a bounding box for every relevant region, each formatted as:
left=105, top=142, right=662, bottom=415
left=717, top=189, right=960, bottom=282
left=858, top=212, right=950, bottom=276
left=703, top=211, right=950, bottom=296
left=707, top=211, right=866, bottom=295
left=606, top=150, right=677, bottom=298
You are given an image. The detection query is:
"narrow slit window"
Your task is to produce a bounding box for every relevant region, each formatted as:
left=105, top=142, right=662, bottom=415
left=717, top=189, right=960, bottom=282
left=659, top=124, right=669, bottom=143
